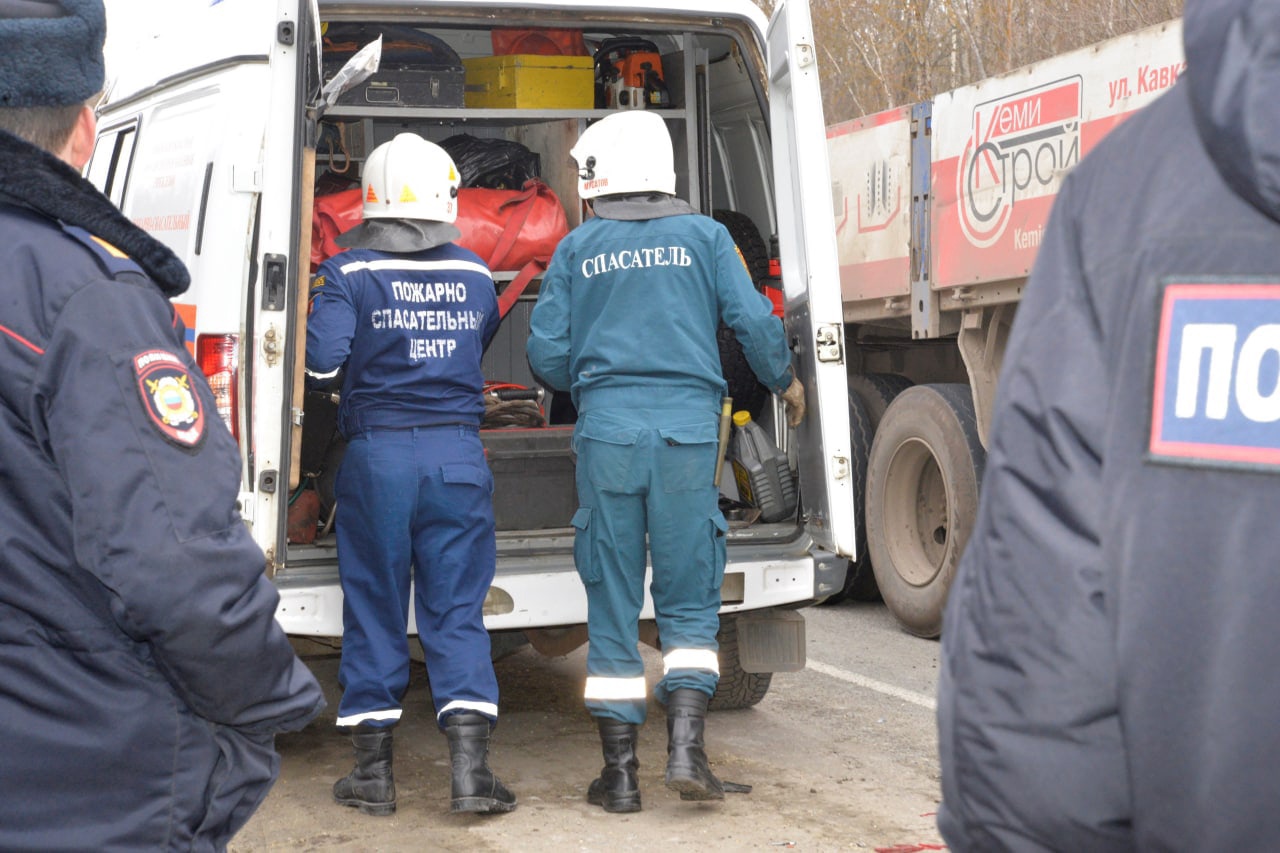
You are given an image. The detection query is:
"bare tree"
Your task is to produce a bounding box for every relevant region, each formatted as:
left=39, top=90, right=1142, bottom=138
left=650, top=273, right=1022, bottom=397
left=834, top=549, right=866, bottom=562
left=754, top=0, right=1183, bottom=124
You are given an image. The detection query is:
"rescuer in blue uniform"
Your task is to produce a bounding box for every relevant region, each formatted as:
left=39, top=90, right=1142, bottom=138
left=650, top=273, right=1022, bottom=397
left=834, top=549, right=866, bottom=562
left=0, top=2, right=325, bottom=849
left=306, top=133, right=515, bottom=817
left=937, top=0, right=1280, bottom=849
left=527, top=110, right=806, bottom=812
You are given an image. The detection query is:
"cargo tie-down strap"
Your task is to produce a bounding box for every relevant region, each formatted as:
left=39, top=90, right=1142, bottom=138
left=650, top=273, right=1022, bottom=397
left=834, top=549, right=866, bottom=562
left=497, top=257, right=546, bottom=318
left=461, top=180, right=566, bottom=318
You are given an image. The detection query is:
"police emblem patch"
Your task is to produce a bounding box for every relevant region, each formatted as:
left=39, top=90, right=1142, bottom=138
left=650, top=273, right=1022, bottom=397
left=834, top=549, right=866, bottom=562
left=1149, top=280, right=1280, bottom=470
left=134, top=350, right=206, bottom=448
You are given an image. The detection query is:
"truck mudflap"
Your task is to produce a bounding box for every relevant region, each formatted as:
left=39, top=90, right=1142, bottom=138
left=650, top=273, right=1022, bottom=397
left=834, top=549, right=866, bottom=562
left=273, top=546, right=827, bottom=637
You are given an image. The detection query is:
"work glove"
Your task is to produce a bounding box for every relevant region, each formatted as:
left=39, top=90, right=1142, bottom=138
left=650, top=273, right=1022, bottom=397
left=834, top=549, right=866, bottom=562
left=780, top=376, right=805, bottom=428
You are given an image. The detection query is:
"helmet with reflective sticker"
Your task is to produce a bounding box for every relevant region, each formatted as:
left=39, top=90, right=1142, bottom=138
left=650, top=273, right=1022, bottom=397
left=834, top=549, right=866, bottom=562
left=361, top=133, right=460, bottom=223
left=571, top=110, right=676, bottom=200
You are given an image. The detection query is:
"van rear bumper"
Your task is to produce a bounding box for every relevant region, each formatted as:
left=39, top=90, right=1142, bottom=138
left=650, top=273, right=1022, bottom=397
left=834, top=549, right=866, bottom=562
left=273, top=546, right=826, bottom=637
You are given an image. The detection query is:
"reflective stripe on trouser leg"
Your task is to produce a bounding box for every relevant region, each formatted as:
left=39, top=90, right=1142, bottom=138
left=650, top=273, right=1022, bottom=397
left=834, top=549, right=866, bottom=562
left=406, top=426, right=501, bottom=727
left=575, top=433, right=650, bottom=725
left=584, top=676, right=649, bottom=703
left=335, top=708, right=404, bottom=728
left=663, top=648, right=720, bottom=676
left=648, top=433, right=723, bottom=704
left=334, top=432, right=416, bottom=727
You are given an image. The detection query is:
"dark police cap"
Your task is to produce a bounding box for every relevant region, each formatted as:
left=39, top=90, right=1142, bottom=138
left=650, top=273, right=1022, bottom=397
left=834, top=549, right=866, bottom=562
left=0, top=0, right=105, bottom=107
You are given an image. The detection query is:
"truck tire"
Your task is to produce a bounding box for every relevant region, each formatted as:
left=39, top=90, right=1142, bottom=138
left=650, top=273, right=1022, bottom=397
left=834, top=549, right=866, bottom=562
left=865, top=384, right=985, bottom=638
left=848, top=372, right=914, bottom=433
left=713, top=209, right=771, bottom=420
left=821, top=391, right=872, bottom=604
left=708, top=614, right=772, bottom=711
left=835, top=373, right=915, bottom=603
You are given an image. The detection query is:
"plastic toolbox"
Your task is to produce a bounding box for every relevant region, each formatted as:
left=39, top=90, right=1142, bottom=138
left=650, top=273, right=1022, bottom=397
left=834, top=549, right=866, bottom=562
left=462, top=54, right=594, bottom=109
left=481, top=426, right=577, bottom=529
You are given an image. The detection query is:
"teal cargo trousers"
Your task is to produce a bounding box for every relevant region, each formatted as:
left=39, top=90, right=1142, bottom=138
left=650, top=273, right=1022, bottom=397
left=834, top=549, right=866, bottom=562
left=572, top=405, right=726, bottom=725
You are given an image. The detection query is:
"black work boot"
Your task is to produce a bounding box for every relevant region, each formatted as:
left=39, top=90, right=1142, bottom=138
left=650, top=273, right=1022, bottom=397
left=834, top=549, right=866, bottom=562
left=443, top=712, right=517, bottom=814
left=332, top=726, right=396, bottom=816
left=664, top=688, right=725, bottom=801
left=586, top=718, right=642, bottom=813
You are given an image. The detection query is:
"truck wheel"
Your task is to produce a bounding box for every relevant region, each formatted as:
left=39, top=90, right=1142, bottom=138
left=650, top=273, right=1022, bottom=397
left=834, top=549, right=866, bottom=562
left=837, top=373, right=915, bottom=603
left=865, top=384, right=985, bottom=638
left=821, top=391, right=872, bottom=604
left=709, top=614, right=772, bottom=711
left=713, top=209, right=771, bottom=419
left=848, top=373, right=914, bottom=433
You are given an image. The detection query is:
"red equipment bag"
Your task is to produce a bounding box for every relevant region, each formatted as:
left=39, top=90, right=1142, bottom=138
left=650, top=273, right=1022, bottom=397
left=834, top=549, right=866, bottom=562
left=310, top=186, right=363, bottom=273
left=286, top=488, right=321, bottom=545
left=491, top=27, right=588, bottom=57
left=309, top=180, right=568, bottom=316
left=457, top=179, right=567, bottom=272
left=457, top=179, right=569, bottom=316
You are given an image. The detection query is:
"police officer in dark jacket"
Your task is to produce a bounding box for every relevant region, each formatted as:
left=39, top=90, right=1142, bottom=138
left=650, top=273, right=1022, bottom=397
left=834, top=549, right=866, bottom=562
left=306, top=132, right=515, bottom=817
left=0, top=2, right=325, bottom=850
left=938, top=0, right=1280, bottom=849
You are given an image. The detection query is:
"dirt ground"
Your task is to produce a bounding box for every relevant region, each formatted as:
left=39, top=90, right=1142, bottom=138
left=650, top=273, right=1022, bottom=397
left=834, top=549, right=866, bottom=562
left=230, top=618, right=944, bottom=852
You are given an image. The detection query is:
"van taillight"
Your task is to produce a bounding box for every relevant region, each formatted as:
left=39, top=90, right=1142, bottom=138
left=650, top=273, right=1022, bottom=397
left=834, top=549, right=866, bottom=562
left=196, top=334, right=239, bottom=440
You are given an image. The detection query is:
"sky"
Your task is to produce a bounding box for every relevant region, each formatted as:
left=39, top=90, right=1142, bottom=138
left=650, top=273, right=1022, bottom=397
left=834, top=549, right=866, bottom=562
left=102, top=1, right=186, bottom=78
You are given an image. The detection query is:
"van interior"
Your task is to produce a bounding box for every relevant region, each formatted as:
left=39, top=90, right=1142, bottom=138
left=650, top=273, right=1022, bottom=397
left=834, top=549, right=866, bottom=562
left=289, top=10, right=798, bottom=560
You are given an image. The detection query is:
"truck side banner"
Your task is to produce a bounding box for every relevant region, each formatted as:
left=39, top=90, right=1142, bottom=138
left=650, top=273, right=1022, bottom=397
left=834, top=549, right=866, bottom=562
left=827, top=105, right=912, bottom=304
left=931, top=20, right=1183, bottom=289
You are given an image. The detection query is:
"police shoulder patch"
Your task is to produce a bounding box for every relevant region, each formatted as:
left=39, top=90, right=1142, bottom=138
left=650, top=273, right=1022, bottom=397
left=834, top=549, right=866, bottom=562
left=133, top=349, right=206, bottom=448
left=1149, top=279, right=1280, bottom=471
left=61, top=224, right=146, bottom=278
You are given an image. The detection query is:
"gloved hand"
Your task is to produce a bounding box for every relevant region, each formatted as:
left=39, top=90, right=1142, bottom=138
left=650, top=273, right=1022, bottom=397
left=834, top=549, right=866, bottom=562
left=780, top=376, right=805, bottom=428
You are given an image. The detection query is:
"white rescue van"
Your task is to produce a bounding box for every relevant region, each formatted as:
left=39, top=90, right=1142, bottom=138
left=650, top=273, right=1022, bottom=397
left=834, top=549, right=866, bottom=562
left=89, top=0, right=854, bottom=709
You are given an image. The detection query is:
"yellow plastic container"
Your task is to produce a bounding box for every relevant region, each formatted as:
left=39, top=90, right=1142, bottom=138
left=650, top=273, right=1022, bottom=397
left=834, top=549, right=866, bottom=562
left=462, top=54, right=594, bottom=109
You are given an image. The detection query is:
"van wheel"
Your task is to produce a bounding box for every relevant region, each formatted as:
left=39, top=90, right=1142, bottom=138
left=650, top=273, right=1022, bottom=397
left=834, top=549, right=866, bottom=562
left=821, top=391, right=872, bottom=604
left=709, top=614, right=772, bottom=711
left=713, top=209, right=771, bottom=420
left=865, top=384, right=985, bottom=638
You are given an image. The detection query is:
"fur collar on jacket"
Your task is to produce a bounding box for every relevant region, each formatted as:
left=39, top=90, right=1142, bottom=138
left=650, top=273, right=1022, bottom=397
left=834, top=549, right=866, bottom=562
left=0, top=127, right=190, bottom=296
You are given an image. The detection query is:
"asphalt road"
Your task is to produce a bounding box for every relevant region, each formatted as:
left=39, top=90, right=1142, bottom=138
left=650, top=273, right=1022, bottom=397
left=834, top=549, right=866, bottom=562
left=229, top=599, right=944, bottom=852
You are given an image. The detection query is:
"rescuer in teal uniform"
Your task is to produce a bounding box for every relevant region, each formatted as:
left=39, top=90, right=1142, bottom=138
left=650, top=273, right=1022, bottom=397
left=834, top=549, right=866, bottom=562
left=527, top=110, right=806, bottom=813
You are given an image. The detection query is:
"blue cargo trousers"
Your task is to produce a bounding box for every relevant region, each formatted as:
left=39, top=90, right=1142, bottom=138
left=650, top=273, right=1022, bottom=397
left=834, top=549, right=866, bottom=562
left=333, top=424, right=499, bottom=729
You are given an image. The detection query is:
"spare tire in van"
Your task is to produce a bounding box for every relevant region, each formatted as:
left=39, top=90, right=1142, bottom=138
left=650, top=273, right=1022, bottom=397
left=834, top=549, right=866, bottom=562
left=713, top=209, right=772, bottom=420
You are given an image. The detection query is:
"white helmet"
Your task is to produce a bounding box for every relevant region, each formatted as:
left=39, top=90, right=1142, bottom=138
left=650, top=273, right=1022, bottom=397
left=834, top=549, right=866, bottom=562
left=571, top=110, right=676, bottom=200
left=361, top=133, right=460, bottom=223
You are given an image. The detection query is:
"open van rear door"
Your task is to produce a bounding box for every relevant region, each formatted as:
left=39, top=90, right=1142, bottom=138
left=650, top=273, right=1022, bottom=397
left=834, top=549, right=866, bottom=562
left=767, top=0, right=856, bottom=558
left=93, top=0, right=311, bottom=567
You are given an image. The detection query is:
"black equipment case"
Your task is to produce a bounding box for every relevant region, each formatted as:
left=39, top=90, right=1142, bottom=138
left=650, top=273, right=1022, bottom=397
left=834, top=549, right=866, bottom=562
left=323, top=23, right=465, bottom=108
